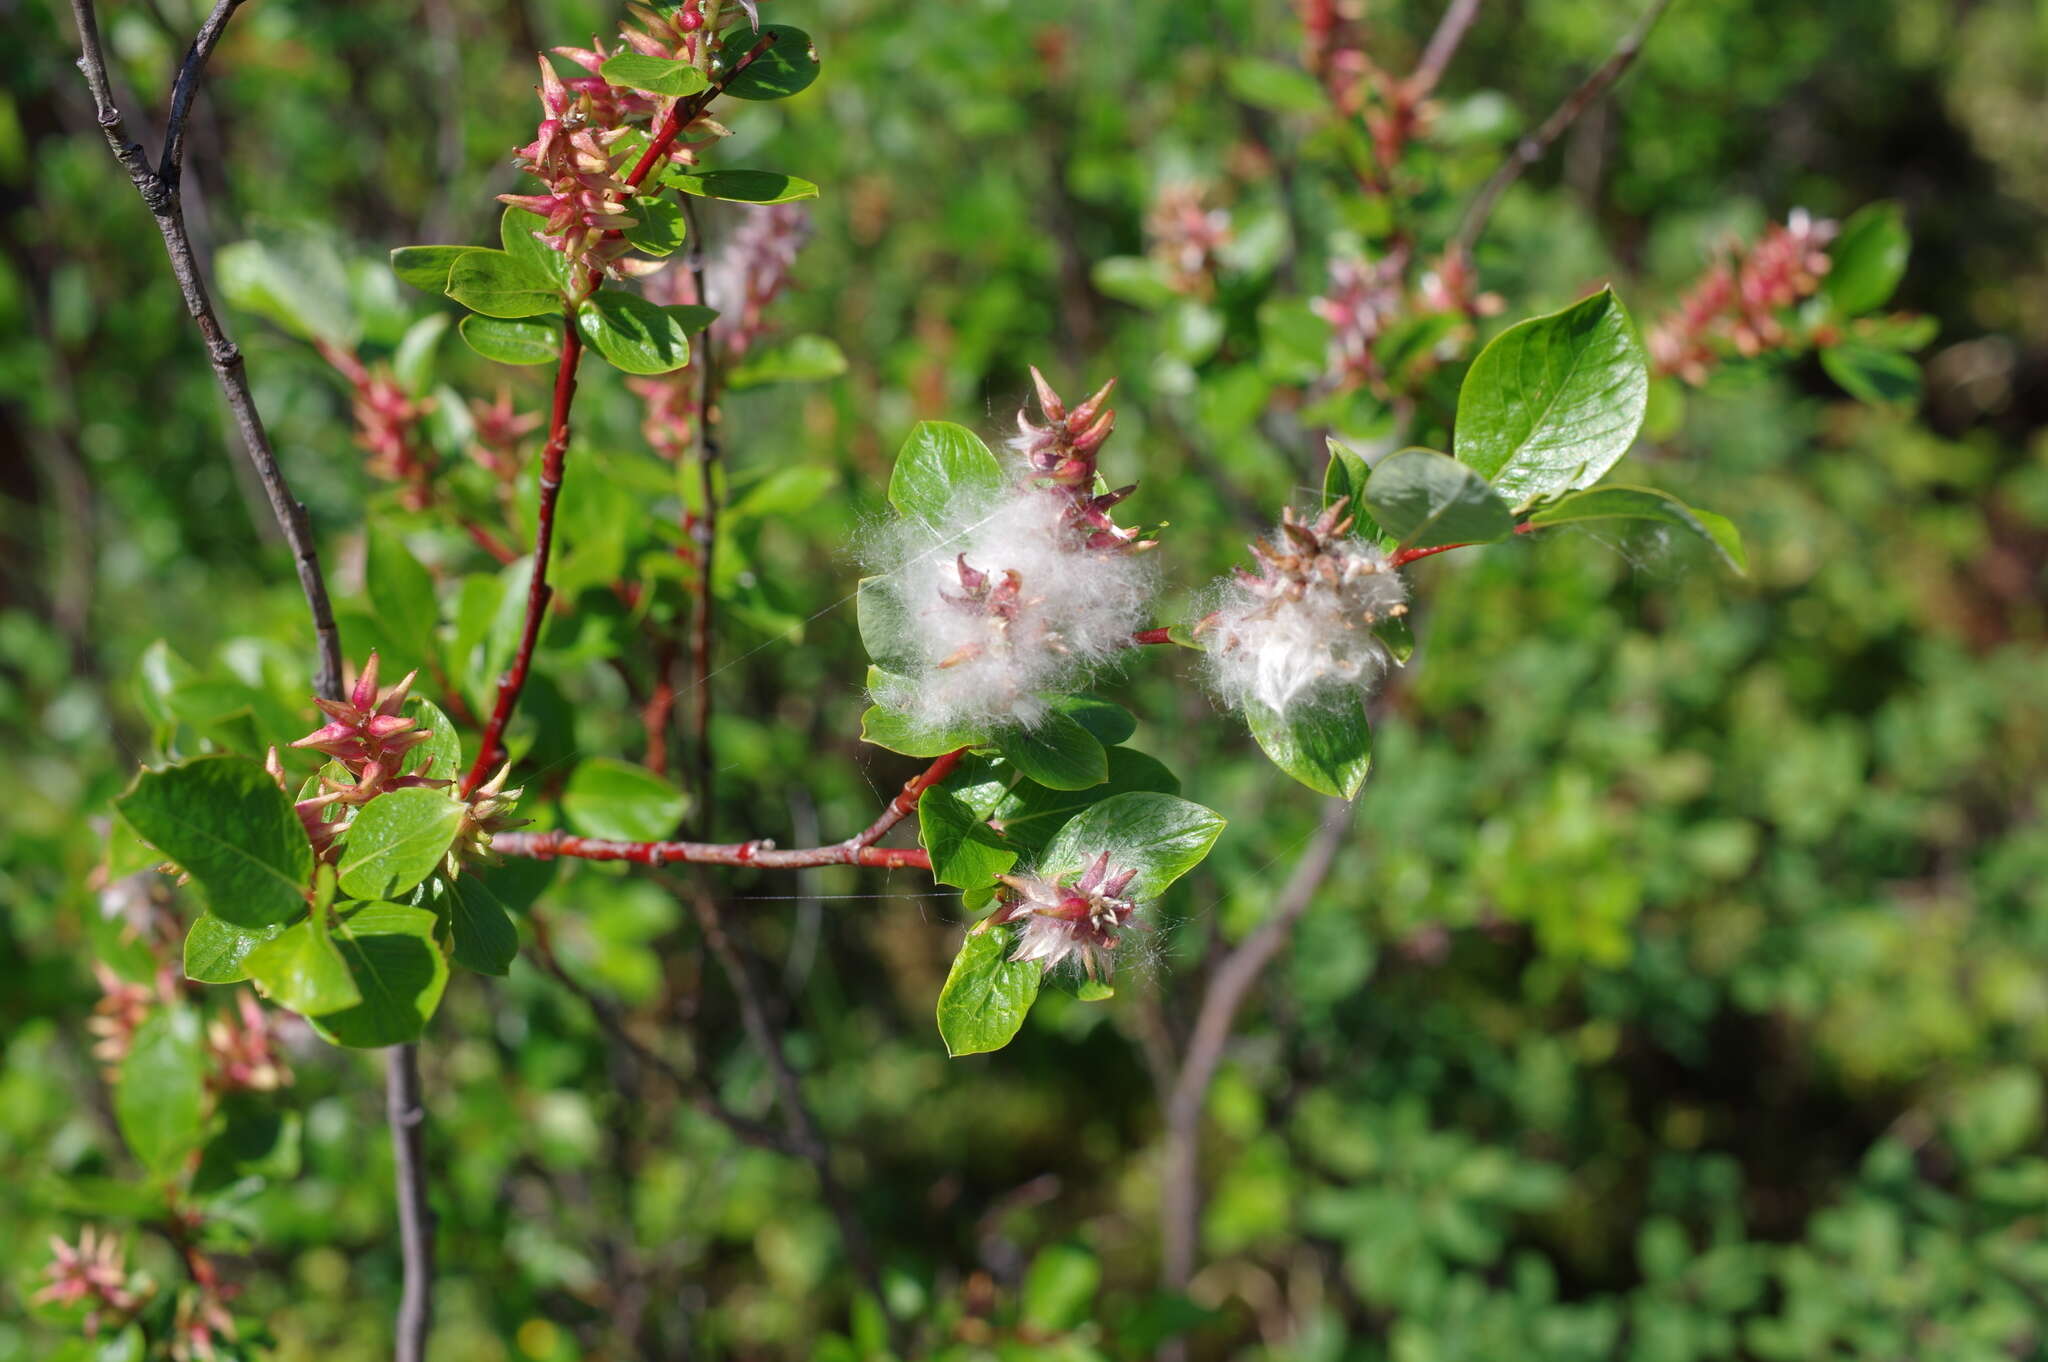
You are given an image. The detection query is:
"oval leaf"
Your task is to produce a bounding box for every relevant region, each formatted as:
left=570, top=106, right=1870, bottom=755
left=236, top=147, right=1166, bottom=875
left=115, top=1005, right=208, bottom=1177
left=1035, top=791, right=1227, bottom=901
left=309, top=901, right=449, bottom=1048
left=1824, top=202, right=1908, bottom=316
left=244, top=910, right=363, bottom=1016
left=1525, top=484, right=1746, bottom=572
left=887, top=421, right=1005, bottom=530
left=184, top=914, right=283, bottom=984
left=561, top=756, right=689, bottom=842
left=669, top=169, right=820, bottom=204
left=1363, top=447, right=1515, bottom=549
left=117, top=756, right=313, bottom=928
left=1454, top=288, right=1649, bottom=505
left=719, top=24, right=821, bottom=100
left=725, top=334, right=847, bottom=390
left=994, top=713, right=1108, bottom=792
left=936, top=923, right=1043, bottom=1058
left=336, top=787, right=465, bottom=901
left=391, top=245, right=467, bottom=294
left=460, top=313, right=562, bottom=366
left=1245, top=697, right=1373, bottom=799
left=446, top=248, right=562, bottom=319
left=576, top=292, right=705, bottom=374
left=598, top=50, right=711, bottom=98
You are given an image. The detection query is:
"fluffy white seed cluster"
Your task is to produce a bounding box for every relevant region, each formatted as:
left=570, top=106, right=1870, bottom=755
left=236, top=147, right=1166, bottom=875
left=1200, top=500, right=1409, bottom=715
left=866, top=485, right=1155, bottom=731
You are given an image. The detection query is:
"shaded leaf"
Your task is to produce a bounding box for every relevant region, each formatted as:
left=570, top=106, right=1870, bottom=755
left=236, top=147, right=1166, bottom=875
left=719, top=24, right=821, bottom=100
left=309, top=901, right=449, bottom=1048
left=459, top=313, right=562, bottom=366
left=994, top=713, right=1108, bottom=792
left=562, top=756, right=689, bottom=842
left=114, top=1005, right=207, bottom=1177
left=1363, top=447, right=1515, bottom=549
left=1525, top=484, right=1746, bottom=572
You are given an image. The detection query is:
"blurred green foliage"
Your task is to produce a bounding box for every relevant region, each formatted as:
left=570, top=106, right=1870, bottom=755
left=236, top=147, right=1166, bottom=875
left=3, top=0, right=2046, bottom=1358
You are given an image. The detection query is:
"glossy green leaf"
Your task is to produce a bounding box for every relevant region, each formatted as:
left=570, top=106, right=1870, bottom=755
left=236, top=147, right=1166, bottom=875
left=390, top=245, right=467, bottom=293
left=725, top=334, right=847, bottom=390
left=408, top=696, right=463, bottom=782
left=1322, top=438, right=1383, bottom=532
left=887, top=421, right=1005, bottom=530
left=1454, top=288, right=1649, bottom=505
left=335, top=787, right=464, bottom=901
left=855, top=576, right=918, bottom=673
left=860, top=677, right=993, bottom=757
left=183, top=914, right=283, bottom=984
left=114, top=1005, right=207, bottom=1177
left=1245, top=696, right=1373, bottom=798
left=244, top=907, right=362, bottom=1015
left=1820, top=341, right=1922, bottom=408
left=919, top=784, right=1018, bottom=893
left=669, top=168, right=820, bottom=204
left=1525, top=484, right=1746, bottom=572
left=217, top=237, right=358, bottom=345
left=562, top=756, right=689, bottom=842
left=936, top=922, right=1042, bottom=1058
left=446, top=248, right=561, bottom=318
left=994, top=713, right=1108, bottom=791
left=440, top=873, right=521, bottom=975
left=309, top=901, right=449, bottom=1048
left=499, top=206, right=571, bottom=285
left=1363, top=447, right=1515, bottom=548
left=599, top=50, right=712, bottom=97
left=719, top=24, right=821, bottom=100
left=622, top=195, right=689, bottom=257
left=117, top=756, right=313, bottom=928
left=576, top=292, right=710, bottom=374
left=1050, top=695, right=1136, bottom=747
left=1825, top=202, right=1909, bottom=316
left=1224, top=58, right=1326, bottom=114
left=1035, top=791, right=1228, bottom=900
left=459, top=313, right=562, bottom=366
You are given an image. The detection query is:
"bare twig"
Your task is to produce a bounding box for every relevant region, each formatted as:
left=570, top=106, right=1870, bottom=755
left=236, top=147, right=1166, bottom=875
left=684, top=886, right=900, bottom=1350
left=1410, top=0, right=1484, bottom=99
left=68, top=0, right=344, bottom=703
left=385, top=1045, right=436, bottom=1362
left=1159, top=799, right=1354, bottom=1295
left=529, top=917, right=797, bottom=1155
left=1450, top=0, right=1677, bottom=260
left=492, top=748, right=966, bottom=871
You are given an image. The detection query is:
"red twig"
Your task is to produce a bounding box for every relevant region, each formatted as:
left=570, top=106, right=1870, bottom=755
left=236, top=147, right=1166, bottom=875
left=493, top=747, right=966, bottom=873
left=462, top=321, right=582, bottom=795
left=1131, top=626, right=1175, bottom=646
left=1388, top=520, right=1538, bottom=567
left=458, top=32, right=783, bottom=799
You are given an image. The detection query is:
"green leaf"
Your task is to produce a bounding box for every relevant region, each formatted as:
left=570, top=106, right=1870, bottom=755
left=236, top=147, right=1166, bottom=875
left=114, top=1005, right=207, bottom=1177
left=1224, top=58, right=1327, bottom=114
left=887, top=421, right=1005, bottom=529
left=391, top=245, right=467, bottom=293
left=719, top=24, right=821, bottom=101
left=408, top=696, right=464, bottom=782
left=1090, top=256, right=1176, bottom=310
left=860, top=682, right=993, bottom=757
left=599, top=50, right=712, bottom=97
left=216, top=237, right=357, bottom=345
left=366, top=524, right=437, bottom=645
left=1820, top=341, right=1922, bottom=408
left=936, top=923, right=1042, bottom=1058
left=562, top=756, right=689, bottom=841
left=725, top=334, right=847, bottom=390
left=1454, top=288, right=1649, bottom=505
left=392, top=312, right=448, bottom=394
left=459, top=313, right=562, bottom=365
left=1375, top=612, right=1416, bottom=665
left=445, top=248, right=562, bottom=319
left=1021, top=1244, right=1103, bottom=1333
left=309, top=901, right=449, bottom=1048
left=920, top=785, right=1018, bottom=893
left=183, top=914, right=283, bottom=984
left=117, top=756, right=312, bottom=929
left=855, top=576, right=918, bottom=673
left=669, top=168, right=820, bottom=204
left=1036, top=792, right=1228, bottom=900
left=499, top=206, right=571, bottom=285
left=1825, top=202, right=1909, bottom=316
left=1525, top=484, right=1746, bottom=572
left=1363, top=447, right=1515, bottom=549
left=194, top=1095, right=300, bottom=1192
left=622, top=195, right=689, bottom=258
left=1050, top=695, right=1136, bottom=747
left=1245, top=697, right=1373, bottom=798
left=1321, top=438, right=1385, bottom=536
left=336, top=787, right=464, bottom=900
left=244, top=908, right=362, bottom=1015
left=994, top=713, right=1108, bottom=791
left=440, top=873, right=521, bottom=975
left=576, top=292, right=709, bottom=374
